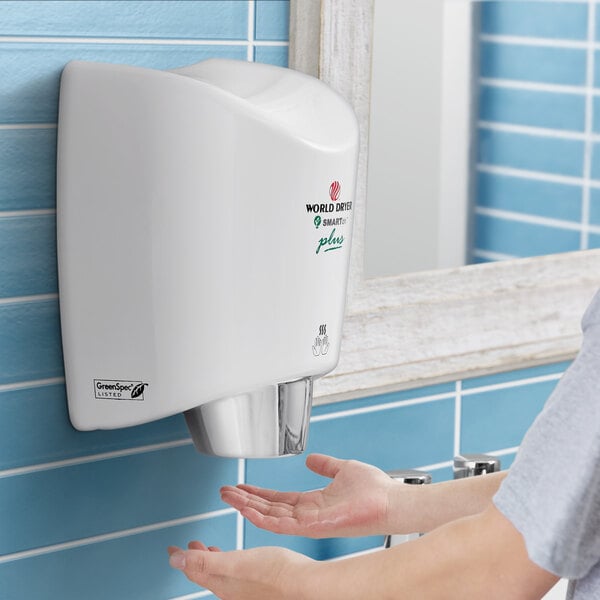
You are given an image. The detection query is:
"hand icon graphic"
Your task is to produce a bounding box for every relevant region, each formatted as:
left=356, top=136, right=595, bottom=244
left=321, top=335, right=330, bottom=355
left=312, top=337, right=322, bottom=356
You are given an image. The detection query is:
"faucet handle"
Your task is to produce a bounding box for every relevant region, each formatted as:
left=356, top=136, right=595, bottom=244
left=453, top=454, right=501, bottom=479
left=384, top=469, right=432, bottom=548
left=386, top=469, right=433, bottom=485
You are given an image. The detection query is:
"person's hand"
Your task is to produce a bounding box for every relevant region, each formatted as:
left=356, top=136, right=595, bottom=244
left=220, top=453, right=402, bottom=538
left=168, top=541, right=314, bottom=600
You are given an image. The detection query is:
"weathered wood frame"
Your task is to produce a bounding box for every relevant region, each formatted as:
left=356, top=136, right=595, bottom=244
left=290, top=0, right=600, bottom=405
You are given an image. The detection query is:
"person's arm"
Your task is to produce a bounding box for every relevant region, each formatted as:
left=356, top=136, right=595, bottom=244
left=168, top=503, right=558, bottom=599
left=220, top=453, right=507, bottom=538
left=397, top=468, right=507, bottom=533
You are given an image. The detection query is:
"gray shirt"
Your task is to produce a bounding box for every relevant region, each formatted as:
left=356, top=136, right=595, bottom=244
left=494, top=290, right=600, bottom=600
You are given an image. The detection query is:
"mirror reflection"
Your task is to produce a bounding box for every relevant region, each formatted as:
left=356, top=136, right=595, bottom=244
left=365, top=0, right=600, bottom=278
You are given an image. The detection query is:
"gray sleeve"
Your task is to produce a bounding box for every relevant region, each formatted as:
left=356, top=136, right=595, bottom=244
left=493, top=290, right=600, bottom=579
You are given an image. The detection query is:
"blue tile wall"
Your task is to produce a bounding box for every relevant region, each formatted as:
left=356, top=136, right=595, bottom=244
left=590, top=189, right=600, bottom=225
left=476, top=171, right=582, bottom=222
left=0, top=515, right=236, bottom=600
left=474, top=1, right=600, bottom=263
left=0, top=1, right=249, bottom=40
left=0, top=128, right=57, bottom=210
left=481, top=1, right=588, bottom=40
left=475, top=213, right=580, bottom=257
left=461, top=381, right=558, bottom=453
left=478, top=128, right=584, bottom=177
left=0, top=2, right=578, bottom=599
left=480, top=42, right=587, bottom=86
left=255, top=0, right=290, bottom=41
left=0, top=300, right=64, bottom=384
left=479, top=85, right=585, bottom=132
left=0, top=215, right=57, bottom=297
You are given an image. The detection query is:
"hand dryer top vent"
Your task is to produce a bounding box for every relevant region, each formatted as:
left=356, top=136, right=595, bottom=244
left=57, top=58, right=359, bottom=458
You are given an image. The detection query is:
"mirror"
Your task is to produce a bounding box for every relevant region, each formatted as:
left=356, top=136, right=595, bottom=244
left=290, top=0, right=600, bottom=405
left=365, top=0, right=473, bottom=277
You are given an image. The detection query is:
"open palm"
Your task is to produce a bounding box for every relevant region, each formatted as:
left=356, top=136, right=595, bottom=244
left=220, top=454, right=396, bottom=538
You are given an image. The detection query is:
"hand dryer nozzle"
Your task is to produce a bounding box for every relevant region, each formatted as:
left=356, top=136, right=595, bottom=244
left=184, top=377, right=313, bottom=458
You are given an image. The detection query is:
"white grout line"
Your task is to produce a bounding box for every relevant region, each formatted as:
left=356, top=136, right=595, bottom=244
left=311, top=370, right=566, bottom=424
left=581, top=1, right=596, bottom=250
left=310, top=391, right=455, bottom=423
left=236, top=458, right=245, bottom=550
left=0, top=438, right=193, bottom=479
left=480, top=77, right=586, bottom=96
left=0, top=377, right=64, bottom=394
left=477, top=163, right=585, bottom=187
left=479, top=77, right=588, bottom=96
left=247, top=0, right=255, bottom=62
left=478, top=120, right=590, bottom=142
left=480, top=32, right=589, bottom=50
left=475, top=205, right=600, bottom=234
left=0, top=208, right=56, bottom=218
left=460, top=372, right=563, bottom=397
left=472, top=248, right=517, bottom=261
left=168, top=591, right=214, bottom=600
left=453, top=381, right=462, bottom=457
left=486, top=446, right=519, bottom=458
left=0, top=508, right=235, bottom=565
left=0, top=35, right=287, bottom=47
left=0, top=293, right=59, bottom=306
left=0, top=123, right=57, bottom=130
left=413, top=459, right=454, bottom=473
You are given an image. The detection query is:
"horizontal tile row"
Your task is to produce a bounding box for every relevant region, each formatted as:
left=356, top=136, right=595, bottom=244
left=461, top=361, right=571, bottom=389
left=479, top=85, right=585, bottom=132
left=461, top=380, right=559, bottom=452
left=478, top=128, right=584, bottom=178
left=0, top=443, right=237, bottom=555
left=476, top=171, right=583, bottom=223
left=480, top=87, right=600, bottom=137
left=480, top=2, right=589, bottom=42
left=0, top=127, right=56, bottom=210
left=480, top=41, right=586, bottom=87
left=0, top=513, right=233, bottom=599
left=0, top=41, right=289, bottom=125
left=0, top=214, right=57, bottom=298
left=0, top=384, right=189, bottom=471
left=474, top=213, right=583, bottom=258
left=0, top=299, right=63, bottom=385
left=0, top=0, right=289, bottom=42
left=481, top=42, right=600, bottom=94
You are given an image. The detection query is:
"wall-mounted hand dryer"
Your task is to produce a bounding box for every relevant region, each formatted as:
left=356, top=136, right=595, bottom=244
left=57, top=58, right=359, bottom=458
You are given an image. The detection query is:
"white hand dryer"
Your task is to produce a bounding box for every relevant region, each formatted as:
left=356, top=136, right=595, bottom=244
left=57, top=58, right=359, bottom=458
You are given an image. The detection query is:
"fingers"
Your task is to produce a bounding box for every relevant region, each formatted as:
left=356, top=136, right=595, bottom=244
left=239, top=506, right=303, bottom=535
left=220, top=486, right=300, bottom=519
left=187, top=541, right=209, bottom=551
left=170, top=549, right=223, bottom=588
left=167, top=541, right=221, bottom=574
left=188, top=541, right=221, bottom=552
left=222, top=484, right=301, bottom=506
left=306, top=453, right=345, bottom=479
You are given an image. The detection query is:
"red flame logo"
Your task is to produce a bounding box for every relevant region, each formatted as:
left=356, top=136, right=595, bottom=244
left=329, top=180, right=341, bottom=201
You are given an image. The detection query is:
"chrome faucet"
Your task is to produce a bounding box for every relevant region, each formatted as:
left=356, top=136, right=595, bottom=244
left=384, top=469, right=432, bottom=548
left=453, top=454, right=501, bottom=479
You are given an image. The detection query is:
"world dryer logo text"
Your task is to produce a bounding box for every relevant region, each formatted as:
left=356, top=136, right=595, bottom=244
left=306, top=181, right=352, bottom=254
